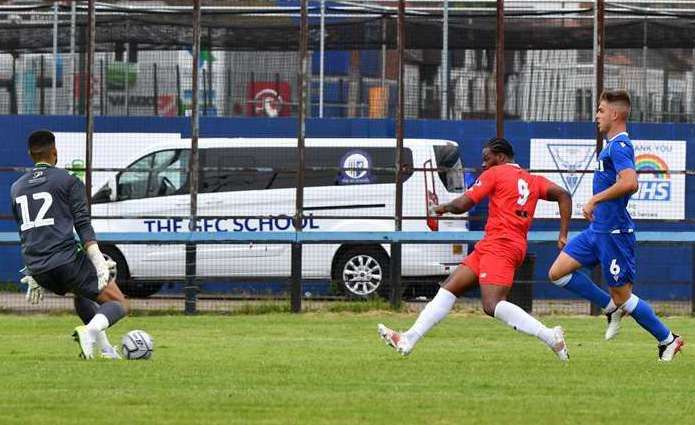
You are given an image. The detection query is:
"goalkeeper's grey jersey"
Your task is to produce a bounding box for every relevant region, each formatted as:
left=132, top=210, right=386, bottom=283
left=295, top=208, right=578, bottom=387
left=10, top=164, right=96, bottom=274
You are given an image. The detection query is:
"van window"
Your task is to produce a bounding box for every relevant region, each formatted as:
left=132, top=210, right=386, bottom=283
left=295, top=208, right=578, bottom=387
left=117, top=149, right=190, bottom=201
left=200, top=149, right=259, bottom=193
left=200, top=147, right=414, bottom=192
left=151, top=150, right=190, bottom=197
left=433, top=145, right=464, bottom=193
left=117, top=155, right=152, bottom=201
left=305, top=147, right=413, bottom=187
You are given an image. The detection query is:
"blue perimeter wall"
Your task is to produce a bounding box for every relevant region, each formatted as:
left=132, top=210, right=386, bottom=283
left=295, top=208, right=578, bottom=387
left=1, top=116, right=693, bottom=300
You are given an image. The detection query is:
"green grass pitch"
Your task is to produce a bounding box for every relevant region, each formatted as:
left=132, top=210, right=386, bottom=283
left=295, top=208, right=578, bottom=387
left=0, top=313, right=692, bottom=424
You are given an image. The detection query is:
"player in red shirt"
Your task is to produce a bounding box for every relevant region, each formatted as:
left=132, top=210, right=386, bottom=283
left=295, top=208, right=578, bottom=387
left=378, top=137, right=572, bottom=361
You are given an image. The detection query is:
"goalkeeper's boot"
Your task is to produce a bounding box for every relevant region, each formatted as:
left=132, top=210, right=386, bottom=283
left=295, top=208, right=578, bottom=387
left=100, top=346, right=122, bottom=360
left=604, top=307, right=626, bottom=341
left=549, top=326, right=569, bottom=362
left=72, top=325, right=97, bottom=360
left=97, top=331, right=121, bottom=360
left=658, top=334, right=684, bottom=362
left=377, top=323, right=414, bottom=356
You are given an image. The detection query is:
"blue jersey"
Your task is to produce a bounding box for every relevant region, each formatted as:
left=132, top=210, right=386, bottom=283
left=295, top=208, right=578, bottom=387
left=590, top=132, right=635, bottom=233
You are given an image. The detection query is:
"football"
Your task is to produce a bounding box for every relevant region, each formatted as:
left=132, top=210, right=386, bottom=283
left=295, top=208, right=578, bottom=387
left=121, top=330, right=154, bottom=360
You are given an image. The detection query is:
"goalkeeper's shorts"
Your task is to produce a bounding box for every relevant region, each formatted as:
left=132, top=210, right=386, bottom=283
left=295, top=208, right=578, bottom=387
left=33, top=253, right=100, bottom=301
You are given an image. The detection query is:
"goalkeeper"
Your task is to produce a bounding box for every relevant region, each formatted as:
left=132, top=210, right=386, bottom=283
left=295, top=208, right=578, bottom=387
left=11, top=130, right=129, bottom=360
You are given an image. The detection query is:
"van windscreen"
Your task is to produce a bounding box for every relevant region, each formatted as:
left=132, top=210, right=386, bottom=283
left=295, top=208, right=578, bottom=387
left=433, top=144, right=464, bottom=193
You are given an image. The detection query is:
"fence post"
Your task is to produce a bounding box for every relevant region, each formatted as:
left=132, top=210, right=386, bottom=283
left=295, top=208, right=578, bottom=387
left=100, top=59, right=105, bottom=115
left=153, top=63, right=159, bottom=116
left=390, top=0, right=406, bottom=310
left=185, top=0, right=202, bottom=315
left=495, top=0, right=504, bottom=137
left=39, top=56, right=45, bottom=115
left=175, top=64, right=182, bottom=116
left=291, top=243, right=302, bottom=313
left=291, top=0, right=310, bottom=314
left=85, top=0, right=95, bottom=213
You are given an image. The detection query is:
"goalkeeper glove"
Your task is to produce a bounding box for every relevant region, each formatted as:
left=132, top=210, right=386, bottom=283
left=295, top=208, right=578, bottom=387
left=86, top=243, right=110, bottom=291
left=22, top=275, right=44, bottom=305
left=106, top=258, right=117, bottom=280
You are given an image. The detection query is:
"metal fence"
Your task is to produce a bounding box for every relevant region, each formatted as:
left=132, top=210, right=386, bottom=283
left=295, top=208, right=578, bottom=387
left=0, top=1, right=694, bottom=121
left=0, top=1, right=694, bottom=315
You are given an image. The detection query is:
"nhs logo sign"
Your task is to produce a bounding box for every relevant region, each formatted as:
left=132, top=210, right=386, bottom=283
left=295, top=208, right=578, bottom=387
left=634, top=153, right=670, bottom=201
left=531, top=138, right=686, bottom=220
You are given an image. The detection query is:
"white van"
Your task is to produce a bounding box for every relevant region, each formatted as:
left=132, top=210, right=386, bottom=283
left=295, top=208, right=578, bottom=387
left=90, top=138, right=469, bottom=298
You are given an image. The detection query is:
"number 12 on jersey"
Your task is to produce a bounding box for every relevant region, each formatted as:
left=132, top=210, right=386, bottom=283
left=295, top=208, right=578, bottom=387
left=15, top=192, right=54, bottom=231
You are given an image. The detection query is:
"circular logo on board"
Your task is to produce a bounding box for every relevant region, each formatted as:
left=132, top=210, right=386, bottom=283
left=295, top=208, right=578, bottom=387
left=254, top=88, right=283, bottom=117
left=339, top=150, right=373, bottom=184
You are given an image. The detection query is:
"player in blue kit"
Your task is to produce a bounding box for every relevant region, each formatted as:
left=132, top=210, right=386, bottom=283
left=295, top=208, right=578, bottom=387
left=547, top=90, right=683, bottom=361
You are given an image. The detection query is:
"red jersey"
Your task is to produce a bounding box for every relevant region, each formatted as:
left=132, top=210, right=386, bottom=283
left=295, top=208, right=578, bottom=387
left=465, top=163, right=552, bottom=244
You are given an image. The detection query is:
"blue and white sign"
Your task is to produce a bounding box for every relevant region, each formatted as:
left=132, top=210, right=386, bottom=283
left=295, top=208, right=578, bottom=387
left=532, top=138, right=686, bottom=220
left=338, top=150, right=373, bottom=184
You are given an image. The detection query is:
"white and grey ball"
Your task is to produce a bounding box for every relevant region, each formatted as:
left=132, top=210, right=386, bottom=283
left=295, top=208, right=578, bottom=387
left=121, top=330, right=154, bottom=360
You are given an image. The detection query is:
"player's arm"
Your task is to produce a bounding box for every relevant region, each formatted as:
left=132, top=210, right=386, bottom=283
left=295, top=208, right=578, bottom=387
left=433, top=194, right=476, bottom=215
left=432, top=168, right=495, bottom=215
left=10, top=198, right=19, bottom=227
left=543, top=182, right=572, bottom=249
left=69, top=177, right=111, bottom=290
left=69, top=177, right=97, bottom=244
left=590, top=169, right=638, bottom=204
left=583, top=144, right=638, bottom=221
left=20, top=267, right=44, bottom=305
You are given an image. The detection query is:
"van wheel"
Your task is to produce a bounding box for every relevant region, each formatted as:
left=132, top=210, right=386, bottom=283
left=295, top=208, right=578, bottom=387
left=100, top=245, right=162, bottom=298
left=332, top=246, right=390, bottom=298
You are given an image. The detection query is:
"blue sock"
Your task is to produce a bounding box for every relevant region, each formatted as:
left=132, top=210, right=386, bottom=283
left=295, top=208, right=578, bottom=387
left=626, top=296, right=671, bottom=342
left=559, top=272, right=611, bottom=309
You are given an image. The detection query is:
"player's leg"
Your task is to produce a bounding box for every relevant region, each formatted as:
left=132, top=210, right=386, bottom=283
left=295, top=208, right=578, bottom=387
left=71, top=255, right=129, bottom=359
left=377, top=259, right=479, bottom=356
left=73, top=296, right=121, bottom=359
left=480, top=253, right=568, bottom=361
left=602, top=234, right=683, bottom=360
left=74, top=296, right=98, bottom=324
left=548, top=230, right=615, bottom=315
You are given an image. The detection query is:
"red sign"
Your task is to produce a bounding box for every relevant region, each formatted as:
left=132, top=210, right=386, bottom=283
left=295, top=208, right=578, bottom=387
left=246, top=81, right=291, bottom=117
left=158, top=94, right=177, bottom=117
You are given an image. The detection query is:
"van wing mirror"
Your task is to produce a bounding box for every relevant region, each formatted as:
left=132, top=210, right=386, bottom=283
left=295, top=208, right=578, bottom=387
left=92, top=184, right=112, bottom=204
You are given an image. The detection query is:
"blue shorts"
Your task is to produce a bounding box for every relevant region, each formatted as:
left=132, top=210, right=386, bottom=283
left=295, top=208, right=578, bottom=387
left=563, top=229, right=636, bottom=287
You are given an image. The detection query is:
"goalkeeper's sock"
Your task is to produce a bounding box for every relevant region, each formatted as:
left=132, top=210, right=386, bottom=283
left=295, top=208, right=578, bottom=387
left=86, top=314, right=109, bottom=333
left=402, top=288, right=456, bottom=344
left=87, top=301, right=126, bottom=332
left=96, top=331, right=112, bottom=349
left=74, top=297, right=99, bottom=324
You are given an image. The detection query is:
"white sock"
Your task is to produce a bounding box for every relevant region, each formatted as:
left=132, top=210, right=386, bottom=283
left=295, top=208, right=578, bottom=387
left=97, top=331, right=112, bottom=351
left=603, top=299, right=617, bottom=313
left=403, top=288, right=457, bottom=344
left=86, top=313, right=110, bottom=333
left=659, top=333, right=675, bottom=346
left=621, top=294, right=640, bottom=314
left=494, top=300, right=555, bottom=346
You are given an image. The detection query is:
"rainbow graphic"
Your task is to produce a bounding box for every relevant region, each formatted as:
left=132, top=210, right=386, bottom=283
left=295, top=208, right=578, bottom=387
left=635, top=153, right=670, bottom=179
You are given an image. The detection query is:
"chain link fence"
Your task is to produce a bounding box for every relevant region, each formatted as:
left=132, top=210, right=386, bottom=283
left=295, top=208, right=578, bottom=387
left=0, top=1, right=693, bottom=315
left=0, top=1, right=694, bottom=121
